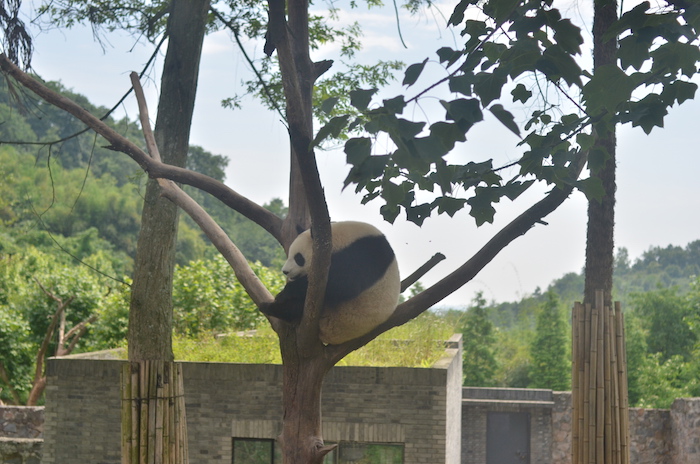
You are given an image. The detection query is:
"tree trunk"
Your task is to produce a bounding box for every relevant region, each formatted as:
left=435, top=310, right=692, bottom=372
left=278, top=328, right=335, bottom=464
left=583, top=0, right=618, bottom=308
left=128, top=0, right=210, bottom=361
left=123, top=2, right=209, bottom=463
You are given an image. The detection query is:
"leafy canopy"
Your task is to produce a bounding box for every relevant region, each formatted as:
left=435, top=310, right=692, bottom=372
left=308, top=0, right=700, bottom=226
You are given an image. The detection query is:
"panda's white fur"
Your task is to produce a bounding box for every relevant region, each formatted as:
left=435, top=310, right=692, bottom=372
left=266, top=221, right=400, bottom=345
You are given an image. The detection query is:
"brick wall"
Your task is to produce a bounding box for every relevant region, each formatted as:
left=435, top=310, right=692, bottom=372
left=42, top=336, right=463, bottom=464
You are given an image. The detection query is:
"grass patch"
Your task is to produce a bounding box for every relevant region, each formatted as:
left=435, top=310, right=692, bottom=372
left=173, top=312, right=455, bottom=368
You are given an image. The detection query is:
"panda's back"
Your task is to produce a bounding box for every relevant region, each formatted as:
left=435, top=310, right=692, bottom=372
left=320, top=222, right=400, bottom=344
left=324, top=233, right=396, bottom=308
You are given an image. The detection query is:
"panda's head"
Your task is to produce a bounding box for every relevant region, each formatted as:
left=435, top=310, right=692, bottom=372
left=281, top=229, right=312, bottom=281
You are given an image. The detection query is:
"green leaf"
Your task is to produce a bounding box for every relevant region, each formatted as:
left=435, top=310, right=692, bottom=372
left=349, top=88, right=377, bottom=111
left=449, top=74, right=474, bottom=96
left=502, top=179, right=534, bottom=201
left=405, top=203, right=432, bottom=226
left=576, top=177, right=605, bottom=203
left=429, top=121, right=467, bottom=153
left=403, top=58, right=429, bottom=86
left=582, top=65, right=636, bottom=115
left=536, top=45, right=583, bottom=87
left=383, top=95, right=407, bottom=114
left=436, top=47, right=463, bottom=67
left=619, top=93, right=668, bottom=134
left=511, top=84, right=533, bottom=103
left=380, top=203, right=401, bottom=223
left=500, top=38, right=541, bottom=79
left=467, top=187, right=499, bottom=226
left=344, top=154, right=390, bottom=190
left=587, top=147, right=609, bottom=174
left=396, top=118, right=425, bottom=139
left=576, top=132, right=596, bottom=151
left=661, top=80, right=697, bottom=106
left=441, top=98, right=484, bottom=126
left=552, top=18, right=583, bottom=55
left=473, top=71, right=507, bottom=106
left=344, top=137, right=372, bottom=165
left=382, top=180, right=412, bottom=206
left=618, top=35, right=653, bottom=71
left=449, top=0, right=471, bottom=26
left=485, top=0, right=520, bottom=23
left=320, top=97, right=339, bottom=115
left=311, top=115, right=349, bottom=147
left=651, top=42, right=700, bottom=78
left=489, top=104, right=521, bottom=137
left=435, top=196, right=467, bottom=216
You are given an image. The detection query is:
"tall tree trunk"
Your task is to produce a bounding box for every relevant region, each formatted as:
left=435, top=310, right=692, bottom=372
left=584, top=0, right=618, bottom=307
left=128, top=0, right=210, bottom=361
left=123, top=2, right=209, bottom=463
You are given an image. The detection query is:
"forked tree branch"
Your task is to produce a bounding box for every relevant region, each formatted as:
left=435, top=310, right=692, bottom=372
left=129, top=72, right=274, bottom=308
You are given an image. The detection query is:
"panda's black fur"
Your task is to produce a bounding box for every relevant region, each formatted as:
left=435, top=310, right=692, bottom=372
left=261, top=221, right=400, bottom=344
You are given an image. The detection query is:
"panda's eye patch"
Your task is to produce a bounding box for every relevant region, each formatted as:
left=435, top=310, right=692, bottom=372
left=294, top=253, right=305, bottom=267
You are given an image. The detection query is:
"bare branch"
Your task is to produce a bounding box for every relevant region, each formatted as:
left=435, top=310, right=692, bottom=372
left=62, top=315, right=98, bottom=356
left=130, top=73, right=274, bottom=307
left=400, top=253, right=446, bottom=293
left=27, top=281, right=75, bottom=406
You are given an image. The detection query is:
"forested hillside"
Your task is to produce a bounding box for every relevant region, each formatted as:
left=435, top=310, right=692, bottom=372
left=0, top=77, right=285, bottom=269
left=456, top=241, right=700, bottom=408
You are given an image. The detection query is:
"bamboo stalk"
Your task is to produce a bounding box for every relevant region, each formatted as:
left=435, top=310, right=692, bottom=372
left=577, top=302, right=586, bottom=464
left=603, top=302, right=613, bottom=464
left=588, top=306, right=599, bottom=464
left=177, top=363, right=189, bottom=463
left=595, top=300, right=604, bottom=464
left=583, top=303, right=592, bottom=464
left=155, top=362, right=165, bottom=464
left=616, top=306, right=630, bottom=464
left=148, top=361, right=158, bottom=464
left=572, top=303, right=581, bottom=462
left=121, top=363, right=132, bottom=464
left=611, top=305, right=622, bottom=464
left=139, top=361, right=149, bottom=464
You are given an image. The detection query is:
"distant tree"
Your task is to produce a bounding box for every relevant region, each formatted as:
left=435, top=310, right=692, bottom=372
left=529, top=291, right=570, bottom=391
left=630, top=286, right=696, bottom=361
left=461, top=293, right=498, bottom=387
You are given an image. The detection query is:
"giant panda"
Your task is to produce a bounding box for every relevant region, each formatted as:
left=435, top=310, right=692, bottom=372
left=261, top=221, right=400, bottom=345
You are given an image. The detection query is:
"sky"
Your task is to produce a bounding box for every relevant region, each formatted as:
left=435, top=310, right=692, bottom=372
left=21, top=1, right=700, bottom=308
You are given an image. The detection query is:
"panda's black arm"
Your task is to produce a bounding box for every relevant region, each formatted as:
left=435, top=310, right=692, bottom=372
left=259, top=276, right=308, bottom=322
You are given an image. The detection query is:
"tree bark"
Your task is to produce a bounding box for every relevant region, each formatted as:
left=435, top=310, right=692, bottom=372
left=128, top=0, right=210, bottom=361
left=584, top=0, right=618, bottom=308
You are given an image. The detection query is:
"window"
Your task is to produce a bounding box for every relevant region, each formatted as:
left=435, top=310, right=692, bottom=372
left=232, top=439, right=403, bottom=464
left=335, top=442, right=404, bottom=464
left=232, top=438, right=275, bottom=464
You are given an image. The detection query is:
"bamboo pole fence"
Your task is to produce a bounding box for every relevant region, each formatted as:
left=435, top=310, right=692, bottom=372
left=121, top=361, right=189, bottom=464
left=572, top=290, right=629, bottom=464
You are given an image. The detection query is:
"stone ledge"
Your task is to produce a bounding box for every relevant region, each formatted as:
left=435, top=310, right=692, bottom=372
left=462, top=399, right=555, bottom=408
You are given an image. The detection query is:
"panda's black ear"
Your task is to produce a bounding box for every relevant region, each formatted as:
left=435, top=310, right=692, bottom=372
left=295, top=224, right=306, bottom=235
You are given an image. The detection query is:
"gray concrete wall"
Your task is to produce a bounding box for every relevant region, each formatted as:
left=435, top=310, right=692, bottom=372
left=461, top=388, right=554, bottom=464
